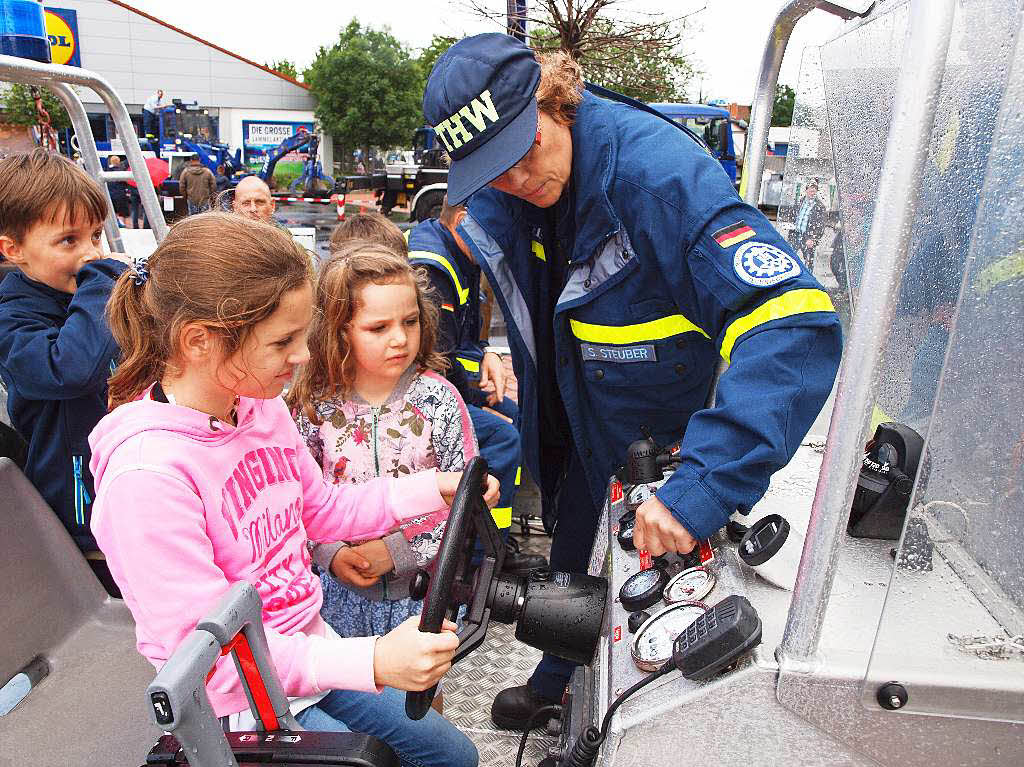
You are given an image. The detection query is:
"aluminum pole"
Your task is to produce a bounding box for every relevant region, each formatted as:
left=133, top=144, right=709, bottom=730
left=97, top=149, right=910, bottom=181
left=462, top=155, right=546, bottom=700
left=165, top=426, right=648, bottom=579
left=741, top=0, right=872, bottom=207
left=45, top=81, right=124, bottom=254
left=0, top=55, right=169, bottom=241
left=778, top=0, right=956, bottom=667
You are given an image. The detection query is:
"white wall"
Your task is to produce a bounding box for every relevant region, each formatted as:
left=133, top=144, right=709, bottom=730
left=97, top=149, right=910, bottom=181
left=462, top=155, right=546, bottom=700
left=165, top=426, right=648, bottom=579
left=58, top=0, right=314, bottom=111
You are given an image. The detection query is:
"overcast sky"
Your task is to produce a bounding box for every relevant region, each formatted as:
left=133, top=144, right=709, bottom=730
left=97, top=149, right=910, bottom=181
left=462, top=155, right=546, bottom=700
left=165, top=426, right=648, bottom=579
left=126, top=0, right=844, bottom=104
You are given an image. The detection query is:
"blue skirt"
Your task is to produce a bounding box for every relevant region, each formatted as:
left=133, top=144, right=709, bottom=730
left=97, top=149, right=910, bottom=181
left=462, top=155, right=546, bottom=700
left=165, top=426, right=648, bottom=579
left=320, top=572, right=423, bottom=637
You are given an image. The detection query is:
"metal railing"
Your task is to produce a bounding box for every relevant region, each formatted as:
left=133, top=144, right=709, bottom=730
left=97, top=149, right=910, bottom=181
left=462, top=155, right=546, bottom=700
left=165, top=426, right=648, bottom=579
left=0, top=54, right=169, bottom=247
left=741, top=0, right=874, bottom=207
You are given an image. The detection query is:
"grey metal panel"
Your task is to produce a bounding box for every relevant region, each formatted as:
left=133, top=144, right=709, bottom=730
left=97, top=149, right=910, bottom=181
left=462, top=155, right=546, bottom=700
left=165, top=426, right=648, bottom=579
left=0, top=459, right=159, bottom=767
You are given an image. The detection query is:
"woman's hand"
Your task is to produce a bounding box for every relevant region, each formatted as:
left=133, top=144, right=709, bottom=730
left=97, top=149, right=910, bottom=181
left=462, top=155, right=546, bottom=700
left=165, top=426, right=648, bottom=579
left=633, top=495, right=697, bottom=557
left=350, top=539, right=394, bottom=578
left=437, top=471, right=500, bottom=508
left=373, top=617, right=459, bottom=691
left=329, top=547, right=380, bottom=588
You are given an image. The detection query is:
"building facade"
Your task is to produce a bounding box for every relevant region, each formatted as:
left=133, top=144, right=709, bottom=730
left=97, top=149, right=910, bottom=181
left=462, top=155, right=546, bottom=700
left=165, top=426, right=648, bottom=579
left=38, top=0, right=331, bottom=172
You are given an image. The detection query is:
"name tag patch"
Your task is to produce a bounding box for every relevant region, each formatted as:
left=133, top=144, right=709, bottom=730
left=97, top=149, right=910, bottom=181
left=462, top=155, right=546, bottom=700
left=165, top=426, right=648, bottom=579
left=581, top=343, right=657, bottom=363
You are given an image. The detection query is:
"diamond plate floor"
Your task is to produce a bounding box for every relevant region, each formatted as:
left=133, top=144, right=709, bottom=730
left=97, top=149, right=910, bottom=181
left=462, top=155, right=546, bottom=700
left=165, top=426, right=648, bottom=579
left=445, top=530, right=555, bottom=767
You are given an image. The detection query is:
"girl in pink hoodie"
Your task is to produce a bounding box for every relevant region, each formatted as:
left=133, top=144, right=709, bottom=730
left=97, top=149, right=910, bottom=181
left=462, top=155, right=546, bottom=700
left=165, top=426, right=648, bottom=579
left=90, top=213, right=494, bottom=767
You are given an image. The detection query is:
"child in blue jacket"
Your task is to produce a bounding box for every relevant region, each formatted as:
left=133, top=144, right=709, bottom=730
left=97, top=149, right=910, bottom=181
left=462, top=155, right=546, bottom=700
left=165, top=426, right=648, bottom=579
left=0, top=149, right=129, bottom=592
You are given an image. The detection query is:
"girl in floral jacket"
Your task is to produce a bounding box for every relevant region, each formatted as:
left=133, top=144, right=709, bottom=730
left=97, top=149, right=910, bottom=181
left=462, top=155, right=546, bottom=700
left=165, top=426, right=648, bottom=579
left=291, top=242, right=478, bottom=639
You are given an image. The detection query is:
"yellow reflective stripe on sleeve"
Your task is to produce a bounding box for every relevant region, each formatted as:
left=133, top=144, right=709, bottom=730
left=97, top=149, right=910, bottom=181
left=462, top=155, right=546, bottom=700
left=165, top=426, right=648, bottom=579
left=531, top=240, right=546, bottom=261
left=457, top=356, right=480, bottom=373
left=569, top=314, right=710, bottom=344
left=491, top=506, right=512, bottom=529
left=404, top=228, right=411, bottom=242
left=976, top=250, right=1024, bottom=295
left=515, top=466, right=521, bottom=486
left=408, top=250, right=470, bottom=304
left=719, top=288, right=835, bottom=363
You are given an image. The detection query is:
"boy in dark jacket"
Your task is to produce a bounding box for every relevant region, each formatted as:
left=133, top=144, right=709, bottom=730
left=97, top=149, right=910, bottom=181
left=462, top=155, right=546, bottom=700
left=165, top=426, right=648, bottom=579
left=0, top=149, right=129, bottom=593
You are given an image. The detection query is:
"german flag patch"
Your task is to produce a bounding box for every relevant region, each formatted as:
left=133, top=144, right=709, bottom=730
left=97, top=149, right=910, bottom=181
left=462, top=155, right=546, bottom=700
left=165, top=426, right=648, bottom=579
left=441, top=303, right=455, bottom=312
left=712, top=221, right=756, bottom=248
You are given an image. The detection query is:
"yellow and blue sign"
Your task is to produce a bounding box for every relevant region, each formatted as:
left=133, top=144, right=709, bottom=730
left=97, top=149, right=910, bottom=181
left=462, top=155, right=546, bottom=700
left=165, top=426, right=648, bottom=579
left=43, top=7, right=79, bottom=67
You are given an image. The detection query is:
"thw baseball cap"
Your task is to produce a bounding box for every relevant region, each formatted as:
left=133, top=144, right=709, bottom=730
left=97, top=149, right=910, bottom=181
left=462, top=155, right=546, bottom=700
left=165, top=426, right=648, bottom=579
left=423, top=34, right=540, bottom=205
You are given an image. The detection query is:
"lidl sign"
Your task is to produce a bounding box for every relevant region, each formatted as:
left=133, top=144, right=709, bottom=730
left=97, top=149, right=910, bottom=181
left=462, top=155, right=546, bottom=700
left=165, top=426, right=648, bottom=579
left=44, top=7, right=80, bottom=67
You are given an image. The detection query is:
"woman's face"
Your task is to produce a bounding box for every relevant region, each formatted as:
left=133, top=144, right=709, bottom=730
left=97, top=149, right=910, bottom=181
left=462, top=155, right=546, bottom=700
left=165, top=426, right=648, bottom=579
left=489, top=110, right=573, bottom=208
left=223, top=283, right=313, bottom=399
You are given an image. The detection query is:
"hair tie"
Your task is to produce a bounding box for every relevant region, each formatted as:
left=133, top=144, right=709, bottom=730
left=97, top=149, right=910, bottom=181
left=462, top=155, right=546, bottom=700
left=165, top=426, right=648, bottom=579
left=133, top=256, right=150, bottom=287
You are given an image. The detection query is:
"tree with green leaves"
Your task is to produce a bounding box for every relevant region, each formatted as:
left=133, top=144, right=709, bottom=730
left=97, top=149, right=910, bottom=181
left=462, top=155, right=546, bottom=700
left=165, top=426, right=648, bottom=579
left=467, top=0, right=701, bottom=103
left=416, top=35, right=457, bottom=86
left=266, top=59, right=298, bottom=79
left=304, top=21, right=423, bottom=160
left=773, top=84, right=795, bottom=127
left=2, top=84, right=71, bottom=130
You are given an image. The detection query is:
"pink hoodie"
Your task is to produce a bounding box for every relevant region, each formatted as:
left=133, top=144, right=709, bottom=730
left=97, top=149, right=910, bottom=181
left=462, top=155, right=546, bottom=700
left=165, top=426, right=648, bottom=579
left=89, top=390, right=447, bottom=717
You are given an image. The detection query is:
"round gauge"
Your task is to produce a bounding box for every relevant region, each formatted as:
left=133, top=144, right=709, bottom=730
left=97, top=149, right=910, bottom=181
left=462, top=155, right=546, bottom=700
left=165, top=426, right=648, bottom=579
left=619, top=566, right=668, bottom=612
left=663, top=566, right=715, bottom=604
left=875, top=442, right=898, bottom=466
left=616, top=514, right=636, bottom=551
left=631, top=601, right=710, bottom=671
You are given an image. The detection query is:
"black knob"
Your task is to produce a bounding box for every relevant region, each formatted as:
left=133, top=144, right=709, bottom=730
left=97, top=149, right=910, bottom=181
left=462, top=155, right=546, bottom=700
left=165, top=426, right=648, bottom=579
left=628, top=610, right=651, bottom=633
left=409, top=569, right=430, bottom=601
left=876, top=681, right=908, bottom=711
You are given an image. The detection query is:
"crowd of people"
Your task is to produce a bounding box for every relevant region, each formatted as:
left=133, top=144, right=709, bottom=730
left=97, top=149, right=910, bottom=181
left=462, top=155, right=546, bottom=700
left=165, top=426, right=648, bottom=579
left=0, top=33, right=842, bottom=767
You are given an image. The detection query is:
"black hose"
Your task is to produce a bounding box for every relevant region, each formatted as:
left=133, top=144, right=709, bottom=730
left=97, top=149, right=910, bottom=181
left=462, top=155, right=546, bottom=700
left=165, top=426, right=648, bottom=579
left=561, top=725, right=603, bottom=767
left=557, top=661, right=678, bottom=767
left=514, top=704, right=563, bottom=767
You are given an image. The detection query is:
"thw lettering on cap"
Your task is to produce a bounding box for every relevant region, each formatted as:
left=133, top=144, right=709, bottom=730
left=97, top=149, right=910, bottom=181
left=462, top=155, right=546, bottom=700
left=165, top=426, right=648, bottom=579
left=434, top=89, right=502, bottom=153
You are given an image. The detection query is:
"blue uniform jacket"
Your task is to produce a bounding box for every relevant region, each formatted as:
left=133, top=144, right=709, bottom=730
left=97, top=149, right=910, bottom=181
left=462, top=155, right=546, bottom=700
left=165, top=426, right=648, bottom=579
left=462, top=92, right=842, bottom=539
left=0, top=259, right=127, bottom=551
left=408, top=219, right=489, bottom=406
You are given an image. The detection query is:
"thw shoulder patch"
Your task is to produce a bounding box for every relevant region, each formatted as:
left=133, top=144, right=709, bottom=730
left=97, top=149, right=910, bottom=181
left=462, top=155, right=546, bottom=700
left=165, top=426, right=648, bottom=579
left=733, top=241, right=802, bottom=287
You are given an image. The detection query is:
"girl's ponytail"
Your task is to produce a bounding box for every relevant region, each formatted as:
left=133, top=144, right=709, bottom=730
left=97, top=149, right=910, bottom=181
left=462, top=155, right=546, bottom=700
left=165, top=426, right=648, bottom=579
left=106, top=269, right=164, bottom=410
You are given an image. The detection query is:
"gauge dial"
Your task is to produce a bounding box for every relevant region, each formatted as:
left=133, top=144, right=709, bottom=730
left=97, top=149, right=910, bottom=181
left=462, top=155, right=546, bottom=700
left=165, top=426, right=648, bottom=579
left=631, top=602, right=709, bottom=671
left=663, top=566, right=715, bottom=604
left=619, top=566, right=668, bottom=612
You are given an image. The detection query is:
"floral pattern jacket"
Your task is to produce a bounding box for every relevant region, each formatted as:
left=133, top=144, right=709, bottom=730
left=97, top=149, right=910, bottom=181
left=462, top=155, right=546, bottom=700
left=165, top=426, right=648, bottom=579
left=296, top=366, right=477, bottom=601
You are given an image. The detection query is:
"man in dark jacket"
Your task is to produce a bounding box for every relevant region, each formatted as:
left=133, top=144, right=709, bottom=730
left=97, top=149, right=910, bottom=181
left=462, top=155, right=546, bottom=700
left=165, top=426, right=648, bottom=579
left=0, top=150, right=128, bottom=594
left=179, top=154, right=217, bottom=215
left=408, top=198, right=547, bottom=575
left=423, top=35, right=842, bottom=728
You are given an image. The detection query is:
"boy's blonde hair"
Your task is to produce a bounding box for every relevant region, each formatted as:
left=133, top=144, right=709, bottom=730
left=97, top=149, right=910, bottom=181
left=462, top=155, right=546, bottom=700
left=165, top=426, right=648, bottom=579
left=0, top=148, right=108, bottom=242
left=288, top=241, right=446, bottom=423
left=106, top=212, right=313, bottom=409
left=329, top=212, right=407, bottom=256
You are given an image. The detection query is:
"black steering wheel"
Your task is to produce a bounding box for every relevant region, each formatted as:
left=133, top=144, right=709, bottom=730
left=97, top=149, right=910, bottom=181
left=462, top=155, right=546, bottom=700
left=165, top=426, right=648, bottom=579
left=405, top=456, right=505, bottom=720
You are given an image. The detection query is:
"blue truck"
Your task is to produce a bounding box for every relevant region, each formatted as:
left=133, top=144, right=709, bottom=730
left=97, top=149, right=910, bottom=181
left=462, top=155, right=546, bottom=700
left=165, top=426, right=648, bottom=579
left=648, top=102, right=741, bottom=183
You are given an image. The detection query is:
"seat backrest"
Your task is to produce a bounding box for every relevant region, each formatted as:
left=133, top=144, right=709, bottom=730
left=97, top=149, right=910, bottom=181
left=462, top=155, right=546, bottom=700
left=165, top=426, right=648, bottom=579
left=0, top=457, right=106, bottom=683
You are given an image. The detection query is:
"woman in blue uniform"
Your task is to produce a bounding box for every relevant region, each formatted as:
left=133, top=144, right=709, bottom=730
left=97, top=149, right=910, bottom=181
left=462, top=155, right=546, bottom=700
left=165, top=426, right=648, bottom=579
left=422, top=34, right=843, bottom=729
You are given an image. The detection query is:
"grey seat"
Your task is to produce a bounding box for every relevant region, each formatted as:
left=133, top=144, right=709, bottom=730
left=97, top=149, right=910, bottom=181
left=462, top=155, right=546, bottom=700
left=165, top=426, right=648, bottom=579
left=0, top=458, right=159, bottom=767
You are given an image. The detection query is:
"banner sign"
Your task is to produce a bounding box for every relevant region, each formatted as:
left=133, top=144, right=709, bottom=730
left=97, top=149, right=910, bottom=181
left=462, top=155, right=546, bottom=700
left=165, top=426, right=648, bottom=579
left=242, top=120, right=314, bottom=171
left=44, top=7, right=80, bottom=67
